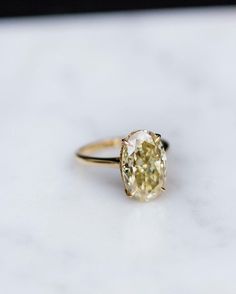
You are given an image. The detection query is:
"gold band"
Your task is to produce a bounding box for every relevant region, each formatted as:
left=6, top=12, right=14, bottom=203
left=76, top=136, right=168, bottom=168
left=76, top=137, right=121, bottom=167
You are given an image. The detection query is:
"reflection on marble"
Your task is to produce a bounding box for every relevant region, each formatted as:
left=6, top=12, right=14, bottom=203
left=0, top=7, right=236, bottom=294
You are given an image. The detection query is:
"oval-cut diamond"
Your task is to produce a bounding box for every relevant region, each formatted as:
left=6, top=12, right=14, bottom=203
left=120, top=130, right=166, bottom=201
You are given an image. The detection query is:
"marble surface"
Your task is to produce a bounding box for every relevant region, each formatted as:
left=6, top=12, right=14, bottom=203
left=0, top=7, right=236, bottom=293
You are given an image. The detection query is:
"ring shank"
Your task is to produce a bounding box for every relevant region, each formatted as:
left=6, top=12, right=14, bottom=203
left=76, top=137, right=169, bottom=168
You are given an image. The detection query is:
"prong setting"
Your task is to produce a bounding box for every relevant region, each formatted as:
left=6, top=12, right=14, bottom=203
left=120, top=130, right=167, bottom=202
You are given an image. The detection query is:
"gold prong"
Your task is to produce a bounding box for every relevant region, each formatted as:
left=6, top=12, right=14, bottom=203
left=122, top=138, right=129, bottom=145
left=122, top=138, right=134, bottom=147
left=154, top=134, right=161, bottom=143
left=125, top=188, right=133, bottom=197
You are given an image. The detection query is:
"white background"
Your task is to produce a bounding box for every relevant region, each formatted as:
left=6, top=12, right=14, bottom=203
left=1, top=7, right=236, bottom=294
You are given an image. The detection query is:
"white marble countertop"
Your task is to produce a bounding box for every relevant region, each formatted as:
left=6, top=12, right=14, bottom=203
left=0, top=7, right=236, bottom=293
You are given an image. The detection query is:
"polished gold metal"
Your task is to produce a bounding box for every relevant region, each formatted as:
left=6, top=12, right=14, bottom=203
left=76, top=137, right=121, bottom=168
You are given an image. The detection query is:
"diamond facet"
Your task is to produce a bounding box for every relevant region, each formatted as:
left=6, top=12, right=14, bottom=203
left=120, top=130, right=166, bottom=201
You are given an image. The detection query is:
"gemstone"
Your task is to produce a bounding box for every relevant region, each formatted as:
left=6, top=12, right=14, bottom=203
left=120, top=130, right=166, bottom=201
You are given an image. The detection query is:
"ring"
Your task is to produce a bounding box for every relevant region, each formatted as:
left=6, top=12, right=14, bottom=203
left=76, top=130, right=169, bottom=202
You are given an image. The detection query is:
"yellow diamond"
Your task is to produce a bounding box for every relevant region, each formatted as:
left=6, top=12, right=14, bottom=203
left=120, top=130, right=166, bottom=201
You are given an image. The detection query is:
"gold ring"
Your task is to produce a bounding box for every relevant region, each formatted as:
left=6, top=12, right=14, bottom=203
left=76, top=130, right=169, bottom=202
